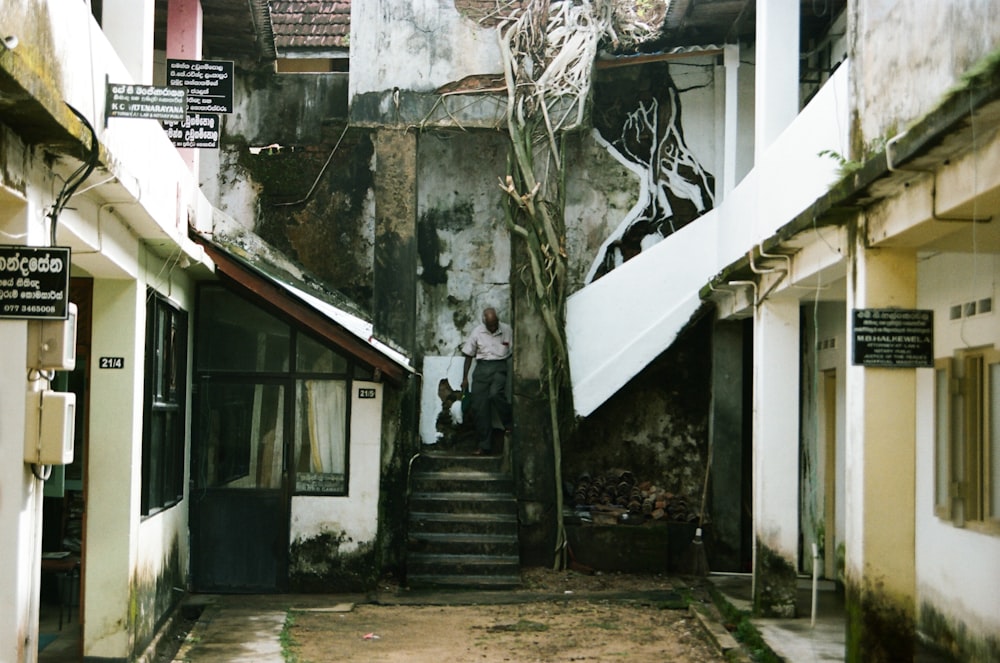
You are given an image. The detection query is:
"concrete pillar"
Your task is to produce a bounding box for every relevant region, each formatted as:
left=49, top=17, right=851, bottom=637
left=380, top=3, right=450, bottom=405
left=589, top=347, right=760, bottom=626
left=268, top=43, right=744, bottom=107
left=710, top=320, right=747, bottom=571
left=83, top=279, right=143, bottom=659
left=752, top=298, right=800, bottom=617
left=754, top=0, right=799, bottom=162
left=844, top=245, right=917, bottom=662
left=0, top=316, right=39, bottom=663
left=510, top=232, right=555, bottom=566
left=100, top=0, right=156, bottom=84
left=166, top=0, right=203, bottom=173
left=722, top=44, right=740, bottom=199
left=372, top=129, right=417, bottom=353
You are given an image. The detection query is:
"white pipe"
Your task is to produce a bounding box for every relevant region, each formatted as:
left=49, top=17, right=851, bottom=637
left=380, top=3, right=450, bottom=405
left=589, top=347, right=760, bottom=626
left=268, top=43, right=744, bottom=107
left=811, top=542, right=819, bottom=628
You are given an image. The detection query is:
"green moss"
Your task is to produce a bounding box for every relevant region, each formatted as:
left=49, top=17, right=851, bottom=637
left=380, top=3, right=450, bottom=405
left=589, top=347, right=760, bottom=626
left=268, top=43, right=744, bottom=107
left=845, top=576, right=914, bottom=662
left=919, top=601, right=1000, bottom=662
left=709, top=586, right=782, bottom=663
left=289, top=531, right=379, bottom=592
left=753, top=542, right=797, bottom=618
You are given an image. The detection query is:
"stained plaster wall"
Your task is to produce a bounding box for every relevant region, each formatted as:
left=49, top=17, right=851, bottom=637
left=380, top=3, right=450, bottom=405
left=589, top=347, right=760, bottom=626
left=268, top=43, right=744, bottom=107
left=415, top=130, right=511, bottom=446
left=851, top=0, right=1000, bottom=151
left=349, top=0, right=503, bottom=97
left=914, top=252, right=1000, bottom=654
left=200, top=69, right=376, bottom=307
left=563, top=315, right=713, bottom=513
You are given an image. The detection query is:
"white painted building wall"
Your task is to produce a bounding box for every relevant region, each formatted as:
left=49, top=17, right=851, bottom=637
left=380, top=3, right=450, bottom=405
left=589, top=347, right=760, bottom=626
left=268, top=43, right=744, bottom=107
left=915, top=251, right=1000, bottom=639
left=291, top=382, right=384, bottom=549
left=0, top=1, right=211, bottom=659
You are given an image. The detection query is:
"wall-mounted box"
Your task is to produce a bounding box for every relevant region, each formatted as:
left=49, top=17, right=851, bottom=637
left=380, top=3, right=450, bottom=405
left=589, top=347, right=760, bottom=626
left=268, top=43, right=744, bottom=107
left=24, top=390, right=76, bottom=465
left=27, top=303, right=78, bottom=371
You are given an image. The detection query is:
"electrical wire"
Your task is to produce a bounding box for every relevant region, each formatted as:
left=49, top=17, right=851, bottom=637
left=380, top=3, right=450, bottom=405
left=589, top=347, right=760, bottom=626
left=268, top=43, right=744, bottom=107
left=47, top=104, right=99, bottom=247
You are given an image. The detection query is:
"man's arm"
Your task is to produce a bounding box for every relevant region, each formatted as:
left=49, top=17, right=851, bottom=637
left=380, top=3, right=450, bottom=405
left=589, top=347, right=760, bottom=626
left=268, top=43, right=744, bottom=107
left=461, top=354, right=473, bottom=391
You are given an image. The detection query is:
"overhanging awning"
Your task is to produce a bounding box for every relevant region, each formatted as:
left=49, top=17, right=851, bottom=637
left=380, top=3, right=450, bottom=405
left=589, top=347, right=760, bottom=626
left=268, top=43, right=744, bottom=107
left=194, top=234, right=413, bottom=385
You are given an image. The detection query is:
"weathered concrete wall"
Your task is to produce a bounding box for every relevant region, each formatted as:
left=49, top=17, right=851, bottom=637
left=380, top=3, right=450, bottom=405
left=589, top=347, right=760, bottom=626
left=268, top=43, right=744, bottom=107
left=415, top=130, right=511, bottom=446
left=350, top=0, right=502, bottom=97
left=564, top=315, right=713, bottom=515
left=201, top=68, right=375, bottom=306
left=851, top=0, right=1000, bottom=151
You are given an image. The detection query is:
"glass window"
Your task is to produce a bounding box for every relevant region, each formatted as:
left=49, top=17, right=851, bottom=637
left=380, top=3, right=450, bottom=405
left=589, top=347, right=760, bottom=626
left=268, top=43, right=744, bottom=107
left=296, top=333, right=348, bottom=374
left=197, top=286, right=291, bottom=373
left=294, top=380, right=347, bottom=494
left=193, top=382, right=286, bottom=490
left=142, top=292, right=188, bottom=515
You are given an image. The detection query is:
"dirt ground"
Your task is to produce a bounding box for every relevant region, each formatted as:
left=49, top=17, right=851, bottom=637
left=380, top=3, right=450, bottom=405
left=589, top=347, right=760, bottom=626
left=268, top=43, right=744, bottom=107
left=288, top=569, right=727, bottom=663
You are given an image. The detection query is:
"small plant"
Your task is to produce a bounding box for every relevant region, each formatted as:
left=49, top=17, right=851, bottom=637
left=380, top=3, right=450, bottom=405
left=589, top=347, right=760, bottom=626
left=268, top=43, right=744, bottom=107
left=281, top=610, right=300, bottom=663
left=818, top=149, right=863, bottom=177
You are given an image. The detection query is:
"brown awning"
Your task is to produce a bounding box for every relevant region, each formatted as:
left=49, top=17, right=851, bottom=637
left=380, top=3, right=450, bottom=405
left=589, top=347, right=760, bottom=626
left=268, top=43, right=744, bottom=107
left=195, top=236, right=412, bottom=385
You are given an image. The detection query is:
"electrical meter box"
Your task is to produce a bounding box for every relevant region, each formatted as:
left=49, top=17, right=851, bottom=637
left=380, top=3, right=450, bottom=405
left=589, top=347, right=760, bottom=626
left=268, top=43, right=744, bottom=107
left=26, top=303, right=78, bottom=371
left=24, top=390, right=76, bottom=465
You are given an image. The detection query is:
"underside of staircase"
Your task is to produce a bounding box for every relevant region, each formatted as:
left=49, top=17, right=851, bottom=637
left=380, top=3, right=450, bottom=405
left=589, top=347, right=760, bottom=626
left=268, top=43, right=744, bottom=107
left=406, top=449, right=521, bottom=589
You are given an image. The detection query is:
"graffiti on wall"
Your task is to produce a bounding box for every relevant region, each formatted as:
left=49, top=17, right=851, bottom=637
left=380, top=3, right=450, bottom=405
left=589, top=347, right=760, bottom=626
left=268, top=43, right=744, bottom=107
left=587, top=64, right=715, bottom=283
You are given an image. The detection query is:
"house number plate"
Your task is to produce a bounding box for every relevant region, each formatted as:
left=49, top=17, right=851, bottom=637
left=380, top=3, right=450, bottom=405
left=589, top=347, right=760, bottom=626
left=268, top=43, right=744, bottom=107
left=358, top=388, right=376, bottom=399
left=99, top=356, right=125, bottom=369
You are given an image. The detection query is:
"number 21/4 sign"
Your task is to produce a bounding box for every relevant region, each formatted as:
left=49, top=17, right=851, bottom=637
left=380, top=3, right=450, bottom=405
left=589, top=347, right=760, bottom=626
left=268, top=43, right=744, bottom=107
left=99, top=356, right=125, bottom=369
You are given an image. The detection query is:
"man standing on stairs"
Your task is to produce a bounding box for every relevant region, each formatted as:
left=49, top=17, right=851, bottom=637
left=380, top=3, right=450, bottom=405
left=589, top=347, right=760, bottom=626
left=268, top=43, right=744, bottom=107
left=461, top=307, right=514, bottom=455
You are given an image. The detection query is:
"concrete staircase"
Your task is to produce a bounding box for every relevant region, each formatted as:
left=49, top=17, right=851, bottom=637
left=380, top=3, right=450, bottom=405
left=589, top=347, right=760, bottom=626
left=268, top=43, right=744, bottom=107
left=406, top=450, right=521, bottom=589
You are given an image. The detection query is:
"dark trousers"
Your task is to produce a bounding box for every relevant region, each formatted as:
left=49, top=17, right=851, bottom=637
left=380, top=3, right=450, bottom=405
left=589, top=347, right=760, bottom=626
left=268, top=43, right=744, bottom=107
left=471, top=359, right=512, bottom=451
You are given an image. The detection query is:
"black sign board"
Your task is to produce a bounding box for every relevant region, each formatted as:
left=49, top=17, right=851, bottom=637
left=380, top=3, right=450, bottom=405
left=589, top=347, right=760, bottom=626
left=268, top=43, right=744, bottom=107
left=167, top=59, right=234, bottom=114
left=162, top=113, right=221, bottom=149
left=106, top=83, right=186, bottom=122
left=0, top=246, right=72, bottom=319
left=852, top=308, right=933, bottom=368
left=99, top=357, right=126, bottom=369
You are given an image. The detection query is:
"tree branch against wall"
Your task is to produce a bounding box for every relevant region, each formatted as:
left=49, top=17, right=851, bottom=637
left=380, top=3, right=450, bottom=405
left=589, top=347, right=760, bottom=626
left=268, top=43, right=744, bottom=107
left=492, top=0, right=663, bottom=568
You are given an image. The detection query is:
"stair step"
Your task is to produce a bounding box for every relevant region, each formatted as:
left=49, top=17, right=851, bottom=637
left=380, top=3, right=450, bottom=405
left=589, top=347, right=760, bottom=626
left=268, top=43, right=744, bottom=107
left=413, top=452, right=507, bottom=473
left=409, top=491, right=517, bottom=515
left=410, top=471, right=514, bottom=494
left=408, top=553, right=522, bottom=579
left=408, top=531, right=519, bottom=556
left=407, top=573, right=522, bottom=589
left=409, top=511, right=518, bottom=536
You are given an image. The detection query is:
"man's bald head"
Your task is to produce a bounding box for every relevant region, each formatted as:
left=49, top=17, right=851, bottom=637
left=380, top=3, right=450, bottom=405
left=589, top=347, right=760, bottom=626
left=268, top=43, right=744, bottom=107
left=483, top=307, right=499, bottom=332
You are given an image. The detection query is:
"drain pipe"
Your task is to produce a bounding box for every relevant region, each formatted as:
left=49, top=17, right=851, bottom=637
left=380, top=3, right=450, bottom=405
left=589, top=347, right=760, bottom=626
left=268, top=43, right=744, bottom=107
left=748, top=245, right=790, bottom=302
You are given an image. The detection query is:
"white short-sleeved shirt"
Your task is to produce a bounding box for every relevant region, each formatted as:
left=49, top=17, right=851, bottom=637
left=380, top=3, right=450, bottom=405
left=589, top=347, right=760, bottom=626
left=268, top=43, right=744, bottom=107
left=462, top=322, right=513, bottom=361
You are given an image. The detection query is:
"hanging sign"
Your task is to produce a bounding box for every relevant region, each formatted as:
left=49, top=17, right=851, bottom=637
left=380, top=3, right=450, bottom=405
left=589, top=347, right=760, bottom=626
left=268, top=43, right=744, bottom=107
left=0, top=246, right=72, bottom=319
left=852, top=308, right=933, bottom=368
left=167, top=59, right=234, bottom=114
left=106, top=83, right=187, bottom=122
left=162, top=113, right=221, bottom=149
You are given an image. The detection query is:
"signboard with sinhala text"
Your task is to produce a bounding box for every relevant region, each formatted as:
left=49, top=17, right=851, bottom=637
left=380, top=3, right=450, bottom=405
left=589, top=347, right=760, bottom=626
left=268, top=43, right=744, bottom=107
left=0, top=246, right=72, bottom=319
left=852, top=308, right=934, bottom=368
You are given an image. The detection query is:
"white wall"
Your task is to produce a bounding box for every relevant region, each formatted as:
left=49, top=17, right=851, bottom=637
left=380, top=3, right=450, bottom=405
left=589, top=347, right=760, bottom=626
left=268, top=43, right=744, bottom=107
left=350, top=0, right=503, bottom=97
left=290, top=382, right=383, bottom=550
left=567, top=62, right=849, bottom=416
left=915, top=251, right=1000, bottom=639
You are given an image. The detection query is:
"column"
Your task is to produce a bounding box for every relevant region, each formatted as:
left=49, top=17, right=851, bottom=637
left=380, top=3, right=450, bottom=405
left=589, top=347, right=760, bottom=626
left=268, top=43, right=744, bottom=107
left=754, top=0, right=799, bottom=162
left=166, top=0, right=203, bottom=173
left=722, top=44, right=740, bottom=199
left=83, top=280, right=143, bottom=659
left=372, top=129, right=417, bottom=353
left=100, top=0, right=156, bottom=84
left=710, top=319, right=747, bottom=571
left=753, top=297, right=800, bottom=617
left=844, top=245, right=917, bottom=662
